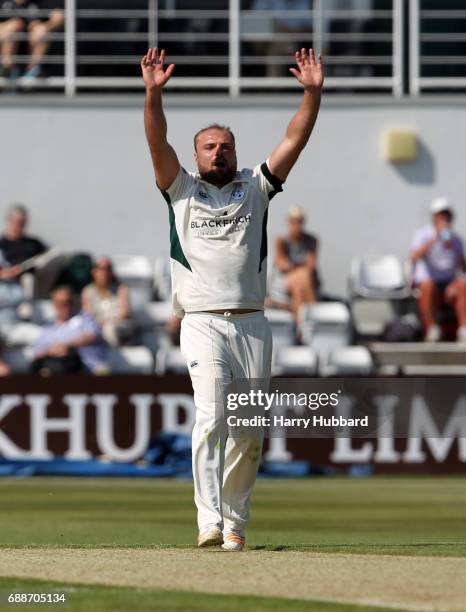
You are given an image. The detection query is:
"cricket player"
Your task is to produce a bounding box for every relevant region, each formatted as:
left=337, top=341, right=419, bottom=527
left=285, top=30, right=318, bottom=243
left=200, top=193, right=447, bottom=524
left=141, top=46, right=323, bottom=551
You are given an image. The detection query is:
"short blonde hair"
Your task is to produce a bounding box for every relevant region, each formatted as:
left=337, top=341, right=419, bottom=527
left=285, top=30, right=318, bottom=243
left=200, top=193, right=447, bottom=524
left=288, top=206, right=305, bottom=220
left=194, top=124, right=235, bottom=151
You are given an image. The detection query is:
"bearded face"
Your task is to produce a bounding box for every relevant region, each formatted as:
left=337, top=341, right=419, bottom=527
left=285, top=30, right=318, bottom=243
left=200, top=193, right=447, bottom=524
left=194, top=129, right=237, bottom=188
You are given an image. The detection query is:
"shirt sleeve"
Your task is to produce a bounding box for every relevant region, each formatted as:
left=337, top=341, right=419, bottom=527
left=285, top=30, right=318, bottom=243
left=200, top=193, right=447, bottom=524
left=158, top=167, right=196, bottom=205
left=79, top=314, right=102, bottom=337
left=411, top=227, right=430, bottom=253
left=252, top=160, right=284, bottom=201
left=33, top=328, right=52, bottom=357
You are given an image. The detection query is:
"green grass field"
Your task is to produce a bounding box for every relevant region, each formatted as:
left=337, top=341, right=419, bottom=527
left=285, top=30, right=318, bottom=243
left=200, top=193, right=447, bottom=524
left=1, top=477, right=466, bottom=611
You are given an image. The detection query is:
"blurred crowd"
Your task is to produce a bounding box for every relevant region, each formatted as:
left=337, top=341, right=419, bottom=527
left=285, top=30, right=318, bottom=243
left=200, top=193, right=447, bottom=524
left=0, top=195, right=465, bottom=377
left=0, top=0, right=401, bottom=86
left=0, top=204, right=138, bottom=375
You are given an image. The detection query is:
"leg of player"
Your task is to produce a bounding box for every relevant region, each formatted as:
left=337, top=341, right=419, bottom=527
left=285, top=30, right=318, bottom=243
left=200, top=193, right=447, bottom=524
left=221, top=312, right=273, bottom=551
left=180, top=313, right=231, bottom=547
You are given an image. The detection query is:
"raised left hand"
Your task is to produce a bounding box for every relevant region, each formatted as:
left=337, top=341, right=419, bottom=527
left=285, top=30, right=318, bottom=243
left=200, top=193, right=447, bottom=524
left=289, top=48, right=324, bottom=91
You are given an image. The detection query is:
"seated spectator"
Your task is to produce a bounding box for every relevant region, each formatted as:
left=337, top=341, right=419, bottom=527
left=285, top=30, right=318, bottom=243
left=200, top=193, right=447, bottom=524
left=271, top=206, right=320, bottom=318
left=0, top=0, right=64, bottom=80
left=0, top=203, right=47, bottom=314
left=0, top=333, right=11, bottom=376
left=81, top=257, right=136, bottom=347
left=0, top=204, right=65, bottom=305
left=411, top=197, right=466, bottom=342
left=32, top=286, right=108, bottom=375
left=250, top=0, right=311, bottom=78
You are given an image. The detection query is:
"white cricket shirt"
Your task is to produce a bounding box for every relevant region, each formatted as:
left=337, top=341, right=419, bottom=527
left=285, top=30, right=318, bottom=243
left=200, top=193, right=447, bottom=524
left=159, top=162, right=284, bottom=317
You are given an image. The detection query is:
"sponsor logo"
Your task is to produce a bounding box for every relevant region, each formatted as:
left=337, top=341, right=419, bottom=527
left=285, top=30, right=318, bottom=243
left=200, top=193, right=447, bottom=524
left=190, top=214, right=252, bottom=230
left=198, top=190, right=209, bottom=200
left=190, top=360, right=199, bottom=369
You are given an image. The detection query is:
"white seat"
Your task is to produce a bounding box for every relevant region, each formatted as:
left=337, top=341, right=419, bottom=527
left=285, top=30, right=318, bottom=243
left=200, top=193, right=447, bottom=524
left=351, top=299, right=396, bottom=337
left=349, top=255, right=411, bottom=299
left=108, top=347, right=154, bottom=374
left=33, top=299, right=56, bottom=324
left=320, top=346, right=374, bottom=377
left=134, top=302, right=175, bottom=353
left=113, top=255, right=153, bottom=280
left=272, top=345, right=317, bottom=376
left=298, top=302, right=351, bottom=356
left=300, top=302, right=350, bottom=325
left=153, top=257, right=172, bottom=301
left=141, top=301, right=173, bottom=326
left=1, top=323, right=43, bottom=347
left=155, top=346, right=187, bottom=375
left=3, top=348, right=33, bottom=373
left=265, top=308, right=295, bottom=347
left=113, top=255, right=154, bottom=311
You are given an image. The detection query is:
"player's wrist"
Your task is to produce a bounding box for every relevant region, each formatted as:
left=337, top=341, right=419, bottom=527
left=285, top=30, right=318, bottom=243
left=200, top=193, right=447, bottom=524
left=145, top=85, right=163, bottom=96
left=303, top=85, right=322, bottom=97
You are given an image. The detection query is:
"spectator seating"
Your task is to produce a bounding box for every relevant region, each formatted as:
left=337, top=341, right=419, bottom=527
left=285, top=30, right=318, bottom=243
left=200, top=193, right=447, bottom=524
left=348, top=254, right=414, bottom=340
left=112, top=255, right=154, bottom=311
left=319, top=345, right=374, bottom=377
left=349, top=254, right=411, bottom=299
left=32, top=300, right=56, bottom=325
left=140, top=301, right=173, bottom=327
left=155, top=346, right=187, bottom=375
left=153, top=257, right=172, bottom=301
left=1, top=322, right=42, bottom=347
left=107, top=347, right=154, bottom=374
left=272, top=345, right=317, bottom=376
left=298, top=302, right=352, bottom=357
left=3, top=348, right=33, bottom=373
left=265, top=308, right=295, bottom=347
left=351, top=299, right=396, bottom=338
left=135, top=300, right=174, bottom=354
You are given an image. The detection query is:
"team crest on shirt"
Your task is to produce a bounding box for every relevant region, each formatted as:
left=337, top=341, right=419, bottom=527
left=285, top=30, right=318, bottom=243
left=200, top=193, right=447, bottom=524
left=232, top=188, right=245, bottom=201
left=198, top=190, right=209, bottom=200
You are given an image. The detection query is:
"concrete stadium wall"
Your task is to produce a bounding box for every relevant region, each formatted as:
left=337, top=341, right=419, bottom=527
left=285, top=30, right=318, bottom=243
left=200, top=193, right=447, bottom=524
left=1, top=96, right=465, bottom=297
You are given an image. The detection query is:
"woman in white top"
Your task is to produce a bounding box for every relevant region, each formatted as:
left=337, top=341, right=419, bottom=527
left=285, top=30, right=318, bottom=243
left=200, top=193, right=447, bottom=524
left=81, top=257, right=132, bottom=346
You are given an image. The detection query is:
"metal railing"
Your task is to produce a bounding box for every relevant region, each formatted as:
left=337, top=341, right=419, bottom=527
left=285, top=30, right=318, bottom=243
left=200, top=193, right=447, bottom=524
left=0, top=0, right=411, bottom=97
left=410, top=0, right=466, bottom=94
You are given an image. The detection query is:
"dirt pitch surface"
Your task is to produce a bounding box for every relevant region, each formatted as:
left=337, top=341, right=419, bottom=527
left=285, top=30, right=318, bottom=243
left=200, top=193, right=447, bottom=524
left=1, top=549, right=465, bottom=611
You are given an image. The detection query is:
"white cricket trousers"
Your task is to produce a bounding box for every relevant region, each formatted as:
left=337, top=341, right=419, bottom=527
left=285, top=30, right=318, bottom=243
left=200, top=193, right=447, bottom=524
left=180, top=310, right=272, bottom=537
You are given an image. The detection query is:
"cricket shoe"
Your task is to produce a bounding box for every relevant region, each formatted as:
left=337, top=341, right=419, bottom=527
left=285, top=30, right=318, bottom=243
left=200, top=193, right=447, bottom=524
left=221, top=533, right=245, bottom=552
left=198, top=527, right=224, bottom=548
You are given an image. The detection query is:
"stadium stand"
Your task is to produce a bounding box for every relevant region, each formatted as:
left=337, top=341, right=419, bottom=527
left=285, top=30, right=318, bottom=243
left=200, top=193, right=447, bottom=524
left=348, top=254, right=418, bottom=341
left=108, top=345, right=154, bottom=374
left=298, top=302, right=352, bottom=357
left=1, top=3, right=466, bottom=376
left=272, top=344, right=317, bottom=376
left=112, top=255, right=153, bottom=311
left=2, top=1, right=466, bottom=95
left=319, top=345, right=374, bottom=377
left=155, top=345, right=186, bottom=375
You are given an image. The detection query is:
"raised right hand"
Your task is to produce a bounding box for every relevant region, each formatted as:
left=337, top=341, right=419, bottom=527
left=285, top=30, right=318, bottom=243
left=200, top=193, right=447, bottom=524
left=141, top=47, right=175, bottom=91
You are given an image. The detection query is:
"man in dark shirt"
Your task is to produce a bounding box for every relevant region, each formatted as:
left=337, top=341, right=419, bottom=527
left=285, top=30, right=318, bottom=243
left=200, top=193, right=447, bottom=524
left=0, top=204, right=46, bottom=308
left=0, top=203, right=46, bottom=265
